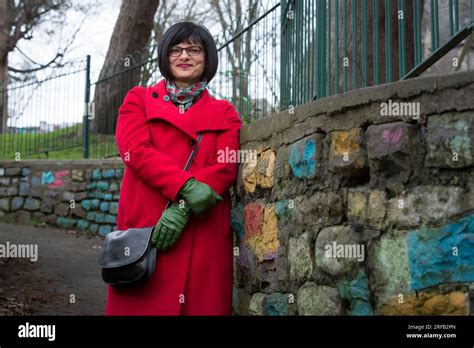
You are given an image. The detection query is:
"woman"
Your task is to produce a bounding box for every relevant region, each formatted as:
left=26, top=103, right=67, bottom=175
left=105, top=22, right=242, bottom=315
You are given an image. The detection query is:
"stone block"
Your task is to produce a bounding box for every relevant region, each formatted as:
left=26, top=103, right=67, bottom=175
left=86, top=182, right=96, bottom=190
left=288, top=232, right=313, bottom=282
left=102, top=169, right=115, bottom=179
left=86, top=212, right=96, bottom=221
left=45, top=214, right=58, bottom=225
left=77, top=219, right=90, bottom=231
left=11, top=197, right=24, bottom=211
left=89, top=224, right=99, bottom=234
left=71, top=206, right=87, bottom=219
left=255, top=148, right=275, bottom=189
left=297, top=282, right=342, bottom=315
left=105, top=214, right=116, bottom=224
left=98, top=225, right=112, bottom=237
left=368, top=231, right=411, bottom=303
left=315, top=225, right=364, bottom=278
left=5, top=167, right=21, bottom=176
left=92, top=169, right=102, bottom=180
left=18, top=182, right=29, bottom=196
left=95, top=213, right=105, bottom=223
left=264, top=293, right=289, bottom=316
left=406, top=213, right=474, bottom=290
left=21, top=167, right=31, bottom=177
left=100, top=202, right=109, bottom=212
left=97, top=181, right=109, bottom=191
left=426, top=112, right=474, bottom=168
left=57, top=217, right=76, bottom=229
left=63, top=191, right=75, bottom=202
left=109, top=202, right=119, bottom=215
left=0, top=198, right=10, bottom=211
left=289, top=134, right=323, bottom=178
left=245, top=204, right=280, bottom=262
left=347, top=188, right=386, bottom=229
left=248, top=293, right=266, bottom=316
left=72, top=169, right=84, bottom=182
left=367, top=122, right=414, bottom=186
left=378, top=291, right=470, bottom=315
left=328, top=128, right=368, bottom=176
left=15, top=211, right=31, bottom=224
left=54, top=203, right=69, bottom=216
left=386, top=186, right=465, bottom=228
left=24, top=198, right=41, bottom=211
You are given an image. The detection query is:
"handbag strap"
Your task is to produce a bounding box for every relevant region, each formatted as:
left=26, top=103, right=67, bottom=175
left=163, top=133, right=203, bottom=210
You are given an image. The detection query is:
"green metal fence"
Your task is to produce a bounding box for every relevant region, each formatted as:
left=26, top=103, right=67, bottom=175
left=1, top=0, right=473, bottom=159
left=280, top=0, right=474, bottom=109
left=0, top=58, right=87, bottom=159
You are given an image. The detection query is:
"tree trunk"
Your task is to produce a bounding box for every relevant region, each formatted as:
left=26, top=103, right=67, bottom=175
left=0, top=0, right=9, bottom=134
left=93, top=0, right=159, bottom=135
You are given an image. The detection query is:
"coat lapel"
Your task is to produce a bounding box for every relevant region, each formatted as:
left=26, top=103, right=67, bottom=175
left=144, top=79, right=230, bottom=140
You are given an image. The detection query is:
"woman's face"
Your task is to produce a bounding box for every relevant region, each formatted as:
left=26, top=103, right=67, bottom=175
left=169, top=41, right=206, bottom=87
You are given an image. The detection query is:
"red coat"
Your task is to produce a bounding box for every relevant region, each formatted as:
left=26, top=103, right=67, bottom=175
left=105, top=78, right=242, bottom=316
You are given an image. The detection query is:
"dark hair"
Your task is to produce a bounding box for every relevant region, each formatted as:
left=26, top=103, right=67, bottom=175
left=157, top=22, right=218, bottom=83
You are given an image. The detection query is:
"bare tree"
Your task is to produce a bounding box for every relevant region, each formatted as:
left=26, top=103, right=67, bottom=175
left=210, top=0, right=259, bottom=122
left=93, top=0, right=160, bottom=135
left=0, top=0, right=78, bottom=133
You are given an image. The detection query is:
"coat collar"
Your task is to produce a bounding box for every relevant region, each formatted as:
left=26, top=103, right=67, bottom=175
left=144, top=78, right=230, bottom=140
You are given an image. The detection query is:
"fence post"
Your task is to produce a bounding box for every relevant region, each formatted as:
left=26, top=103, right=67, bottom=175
left=83, top=55, right=91, bottom=159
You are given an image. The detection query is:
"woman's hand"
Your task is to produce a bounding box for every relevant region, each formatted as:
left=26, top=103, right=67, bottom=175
left=152, top=202, right=191, bottom=251
left=179, top=178, right=223, bottom=215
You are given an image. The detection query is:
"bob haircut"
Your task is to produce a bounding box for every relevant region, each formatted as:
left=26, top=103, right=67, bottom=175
left=158, top=22, right=218, bottom=83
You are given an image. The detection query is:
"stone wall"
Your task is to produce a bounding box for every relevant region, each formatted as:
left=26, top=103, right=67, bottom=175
left=0, top=160, right=124, bottom=236
left=231, top=70, right=474, bottom=316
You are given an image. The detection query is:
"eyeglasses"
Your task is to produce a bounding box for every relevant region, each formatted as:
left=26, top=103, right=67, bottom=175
left=169, top=45, right=203, bottom=57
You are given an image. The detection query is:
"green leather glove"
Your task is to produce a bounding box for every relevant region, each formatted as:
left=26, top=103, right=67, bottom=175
left=179, top=178, right=223, bottom=215
left=152, top=202, right=191, bottom=251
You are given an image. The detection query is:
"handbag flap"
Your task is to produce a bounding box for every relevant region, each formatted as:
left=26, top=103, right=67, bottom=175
left=98, top=226, right=154, bottom=268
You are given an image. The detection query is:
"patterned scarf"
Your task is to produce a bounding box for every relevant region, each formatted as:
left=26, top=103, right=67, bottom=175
left=166, top=78, right=208, bottom=111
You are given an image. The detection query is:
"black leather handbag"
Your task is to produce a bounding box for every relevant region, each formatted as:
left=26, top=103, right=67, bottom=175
left=98, top=133, right=203, bottom=287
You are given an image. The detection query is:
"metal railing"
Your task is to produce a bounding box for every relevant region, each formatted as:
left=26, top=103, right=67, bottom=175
left=281, top=0, right=474, bottom=108
left=0, top=58, right=87, bottom=159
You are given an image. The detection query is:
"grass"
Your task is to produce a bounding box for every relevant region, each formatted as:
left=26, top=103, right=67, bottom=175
left=0, top=124, right=119, bottom=160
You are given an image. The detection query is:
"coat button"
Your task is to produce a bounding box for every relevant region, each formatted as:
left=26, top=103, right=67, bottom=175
left=189, top=139, right=196, bottom=146
left=152, top=92, right=158, bottom=98
left=163, top=95, right=170, bottom=102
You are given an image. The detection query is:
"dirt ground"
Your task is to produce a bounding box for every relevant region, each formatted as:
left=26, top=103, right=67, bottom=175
left=0, top=222, right=106, bottom=315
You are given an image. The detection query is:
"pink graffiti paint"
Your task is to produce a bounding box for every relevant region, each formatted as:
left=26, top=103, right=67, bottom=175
left=381, top=127, right=404, bottom=144
left=47, top=170, right=70, bottom=188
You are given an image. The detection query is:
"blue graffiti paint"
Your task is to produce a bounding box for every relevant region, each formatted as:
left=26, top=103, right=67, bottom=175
left=407, top=213, right=474, bottom=290
left=264, top=293, right=289, bottom=316
left=41, top=171, right=54, bottom=185
left=289, top=138, right=316, bottom=178
left=338, top=271, right=374, bottom=316
left=275, top=200, right=290, bottom=217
